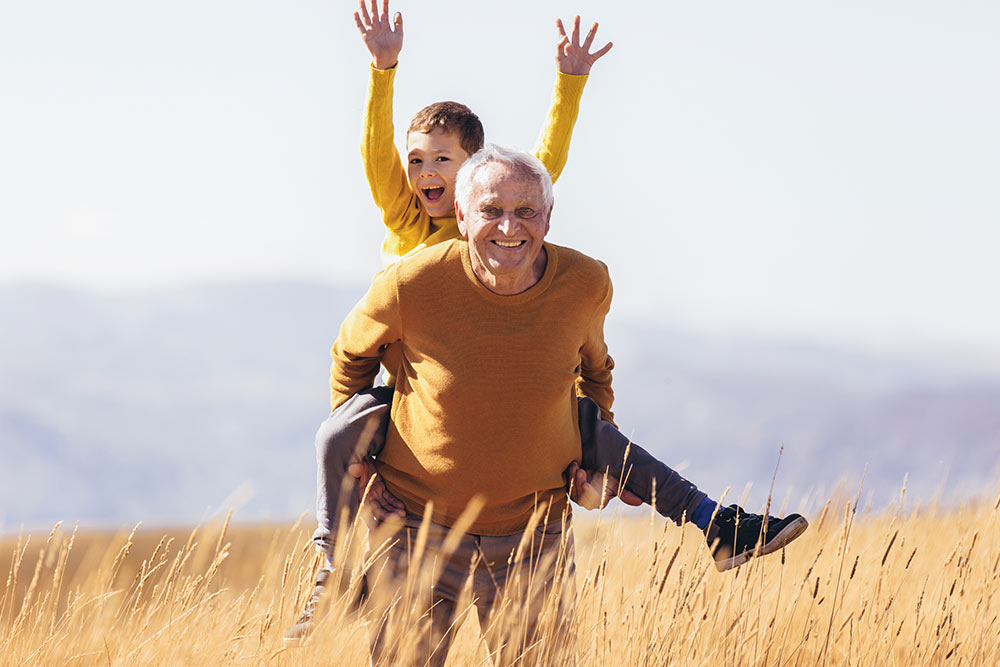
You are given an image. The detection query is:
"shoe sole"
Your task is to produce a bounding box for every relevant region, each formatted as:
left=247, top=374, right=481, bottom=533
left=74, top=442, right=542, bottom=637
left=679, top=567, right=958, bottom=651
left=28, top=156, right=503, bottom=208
left=714, top=516, right=809, bottom=572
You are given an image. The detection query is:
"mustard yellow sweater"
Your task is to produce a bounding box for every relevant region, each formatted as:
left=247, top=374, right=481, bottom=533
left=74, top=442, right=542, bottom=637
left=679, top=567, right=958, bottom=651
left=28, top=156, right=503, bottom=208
left=329, top=240, right=615, bottom=535
left=362, top=65, right=588, bottom=266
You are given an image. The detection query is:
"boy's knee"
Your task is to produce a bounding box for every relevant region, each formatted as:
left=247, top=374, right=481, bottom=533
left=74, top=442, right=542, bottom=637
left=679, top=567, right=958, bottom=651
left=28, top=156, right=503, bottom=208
left=315, top=388, right=394, bottom=461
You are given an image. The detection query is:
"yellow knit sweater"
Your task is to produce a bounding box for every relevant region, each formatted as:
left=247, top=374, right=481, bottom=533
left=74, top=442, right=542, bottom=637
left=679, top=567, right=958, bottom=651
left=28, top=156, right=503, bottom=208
left=361, top=65, right=588, bottom=266
left=329, top=240, right=615, bottom=535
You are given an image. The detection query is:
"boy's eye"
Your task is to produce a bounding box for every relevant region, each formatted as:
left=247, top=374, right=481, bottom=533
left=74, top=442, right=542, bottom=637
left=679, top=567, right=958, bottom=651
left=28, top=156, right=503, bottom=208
left=409, top=158, right=422, bottom=164
left=435, top=156, right=449, bottom=162
left=516, top=207, right=536, bottom=218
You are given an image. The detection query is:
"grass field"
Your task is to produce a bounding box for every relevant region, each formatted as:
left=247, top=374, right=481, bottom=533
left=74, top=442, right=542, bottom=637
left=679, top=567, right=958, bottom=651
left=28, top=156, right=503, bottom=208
left=2, top=490, right=999, bottom=666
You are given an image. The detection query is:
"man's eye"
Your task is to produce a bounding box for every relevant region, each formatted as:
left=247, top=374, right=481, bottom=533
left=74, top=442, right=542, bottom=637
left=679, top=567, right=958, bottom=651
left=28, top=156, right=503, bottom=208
left=516, top=207, right=536, bottom=218
left=481, top=207, right=501, bottom=218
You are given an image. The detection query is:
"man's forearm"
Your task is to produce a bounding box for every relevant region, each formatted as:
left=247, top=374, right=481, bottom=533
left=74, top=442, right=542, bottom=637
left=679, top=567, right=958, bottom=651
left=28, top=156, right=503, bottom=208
left=329, top=350, right=384, bottom=411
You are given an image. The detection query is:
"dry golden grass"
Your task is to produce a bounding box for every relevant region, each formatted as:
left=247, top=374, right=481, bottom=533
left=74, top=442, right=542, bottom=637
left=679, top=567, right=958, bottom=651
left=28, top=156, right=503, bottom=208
left=3, top=490, right=999, bottom=666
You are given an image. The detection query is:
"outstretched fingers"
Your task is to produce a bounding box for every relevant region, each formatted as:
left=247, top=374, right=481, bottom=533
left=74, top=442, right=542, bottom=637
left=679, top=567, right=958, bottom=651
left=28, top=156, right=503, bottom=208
left=582, top=21, right=597, bottom=50
left=357, top=0, right=372, bottom=28
left=553, top=15, right=613, bottom=74
left=592, top=40, right=613, bottom=60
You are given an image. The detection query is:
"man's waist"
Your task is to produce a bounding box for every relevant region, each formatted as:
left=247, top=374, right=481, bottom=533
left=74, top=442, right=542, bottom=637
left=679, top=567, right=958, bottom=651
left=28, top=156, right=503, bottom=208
left=380, top=473, right=569, bottom=537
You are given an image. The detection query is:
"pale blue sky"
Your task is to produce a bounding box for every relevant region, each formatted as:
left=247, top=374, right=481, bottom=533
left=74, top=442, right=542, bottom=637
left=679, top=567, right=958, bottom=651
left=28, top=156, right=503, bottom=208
left=2, top=1, right=998, bottom=360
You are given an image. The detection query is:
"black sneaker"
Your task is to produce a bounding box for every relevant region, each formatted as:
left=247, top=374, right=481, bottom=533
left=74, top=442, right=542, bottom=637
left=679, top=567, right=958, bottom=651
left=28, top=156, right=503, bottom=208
left=283, top=568, right=330, bottom=647
left=706, top=505, right=808, bottom=572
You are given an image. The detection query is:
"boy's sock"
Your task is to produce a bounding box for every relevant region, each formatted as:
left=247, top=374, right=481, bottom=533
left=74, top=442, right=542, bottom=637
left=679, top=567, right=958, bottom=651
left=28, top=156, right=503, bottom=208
left=691, top=496, right=718, bottom=530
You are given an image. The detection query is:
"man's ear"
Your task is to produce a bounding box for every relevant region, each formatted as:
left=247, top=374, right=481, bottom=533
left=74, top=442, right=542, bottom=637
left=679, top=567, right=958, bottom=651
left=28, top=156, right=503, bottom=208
left=542, top=203, right=553, bottom=237
left=456, top=202, right=469, bottom=238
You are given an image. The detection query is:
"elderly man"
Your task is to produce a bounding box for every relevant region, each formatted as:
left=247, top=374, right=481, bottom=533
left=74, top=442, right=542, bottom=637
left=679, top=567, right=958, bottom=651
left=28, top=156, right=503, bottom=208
left=291, top=146, right=807, bottom=663
left=326, top=145, right=602, bottom=664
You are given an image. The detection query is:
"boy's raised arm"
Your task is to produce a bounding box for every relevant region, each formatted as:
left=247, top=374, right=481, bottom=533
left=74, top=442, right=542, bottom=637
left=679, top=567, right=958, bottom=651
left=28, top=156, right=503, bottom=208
left=355, top=0, right=432, bottom=260
left=534, top=16, right=613, bottom=185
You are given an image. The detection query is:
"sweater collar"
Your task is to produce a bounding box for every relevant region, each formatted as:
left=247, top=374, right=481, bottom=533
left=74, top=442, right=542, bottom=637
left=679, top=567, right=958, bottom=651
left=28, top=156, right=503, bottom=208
left=458, top=241, right=559, bottom=305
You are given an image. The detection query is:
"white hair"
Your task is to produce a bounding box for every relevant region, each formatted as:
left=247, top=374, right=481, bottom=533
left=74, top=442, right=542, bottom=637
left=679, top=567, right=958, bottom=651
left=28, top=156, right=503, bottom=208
left=454, top=144, right=554, bottom=212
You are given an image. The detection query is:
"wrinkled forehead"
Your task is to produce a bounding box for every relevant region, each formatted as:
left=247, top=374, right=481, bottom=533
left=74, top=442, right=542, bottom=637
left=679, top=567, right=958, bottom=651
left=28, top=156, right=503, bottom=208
left=468, top=163, right=546, bottom=201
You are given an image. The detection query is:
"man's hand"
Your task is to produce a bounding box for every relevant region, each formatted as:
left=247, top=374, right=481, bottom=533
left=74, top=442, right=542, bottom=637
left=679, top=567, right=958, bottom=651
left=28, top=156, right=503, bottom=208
left=566, top=461, right=642, bottom=510
left=354, top=0, right=403, bottom=70
left=555, top=16, right=613, bottom=76
left=348, top=459, right=406, bottom=526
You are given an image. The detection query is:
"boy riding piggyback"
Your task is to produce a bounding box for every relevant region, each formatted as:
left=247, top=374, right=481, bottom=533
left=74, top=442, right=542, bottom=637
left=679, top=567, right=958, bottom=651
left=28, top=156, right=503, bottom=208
left=312, top=0, right=627, bottom=546
left=355, top=0, right=612, bottom=265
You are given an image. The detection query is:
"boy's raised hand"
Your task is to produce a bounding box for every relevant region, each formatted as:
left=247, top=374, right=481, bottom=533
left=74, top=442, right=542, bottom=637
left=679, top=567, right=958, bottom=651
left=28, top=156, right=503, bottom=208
left=555, top=16, right=613, bottom=75
left=354, top=0, right=403, bottom=70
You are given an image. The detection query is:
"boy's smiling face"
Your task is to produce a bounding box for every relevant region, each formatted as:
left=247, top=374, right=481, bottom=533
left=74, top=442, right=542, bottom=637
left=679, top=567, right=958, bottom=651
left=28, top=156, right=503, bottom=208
left=406, top=128, right=470, bottom=218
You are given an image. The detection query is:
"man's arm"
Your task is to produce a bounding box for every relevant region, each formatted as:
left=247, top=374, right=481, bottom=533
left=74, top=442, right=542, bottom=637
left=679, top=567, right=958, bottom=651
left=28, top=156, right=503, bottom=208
left=533, top=16, right=613, bottom=184
left=329, top=267, right=403, bottom=411
left=354, top=0, right=433, bottom=259
left=567, top=263, right=637, bottom=509
left=576, top=263, right=615, bottom=424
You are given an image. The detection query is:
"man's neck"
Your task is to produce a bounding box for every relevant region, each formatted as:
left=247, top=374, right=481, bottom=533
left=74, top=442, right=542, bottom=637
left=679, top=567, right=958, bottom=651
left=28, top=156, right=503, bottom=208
left=469, top=246, right=548, bottom=296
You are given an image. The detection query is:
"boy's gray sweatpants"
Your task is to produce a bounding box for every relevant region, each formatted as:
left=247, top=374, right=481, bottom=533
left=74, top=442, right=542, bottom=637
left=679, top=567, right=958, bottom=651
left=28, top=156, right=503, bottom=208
left=312, top=387, right=707, bottom=551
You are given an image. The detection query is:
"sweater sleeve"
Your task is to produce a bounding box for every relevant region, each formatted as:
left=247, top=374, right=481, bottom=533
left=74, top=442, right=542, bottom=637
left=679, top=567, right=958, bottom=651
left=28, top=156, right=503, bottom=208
left=360, top=64, right=434, bottom=262
left=533, top=72, right=588, bottom=185
left=329, top=267, right=404, bottom=411
left=576, top=264, right=616, bottom=426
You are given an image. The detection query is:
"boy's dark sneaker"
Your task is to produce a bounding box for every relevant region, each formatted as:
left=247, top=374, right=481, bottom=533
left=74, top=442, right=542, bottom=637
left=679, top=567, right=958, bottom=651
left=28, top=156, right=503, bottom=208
left=706, top=505, right=809, bottom=572
left=283, top=568, right=330, bottom=647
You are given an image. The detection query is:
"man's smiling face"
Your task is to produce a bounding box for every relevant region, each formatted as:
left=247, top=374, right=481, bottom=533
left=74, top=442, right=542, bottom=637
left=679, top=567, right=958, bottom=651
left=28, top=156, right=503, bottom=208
left=457, top=162, right=552, bottom=295
left=406, top=128, right=470, bottom=218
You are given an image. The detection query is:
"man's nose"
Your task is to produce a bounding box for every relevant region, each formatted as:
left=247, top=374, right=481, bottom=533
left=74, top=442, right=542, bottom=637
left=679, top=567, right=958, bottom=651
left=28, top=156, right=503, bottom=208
left=498, top=216, right=519, bottom=234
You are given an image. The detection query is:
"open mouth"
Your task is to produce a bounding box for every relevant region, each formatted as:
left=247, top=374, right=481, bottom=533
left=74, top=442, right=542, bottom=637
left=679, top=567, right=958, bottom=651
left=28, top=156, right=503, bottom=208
left=422, top=186, right=445, bottom=202
left=491, top=240, right=526, bottom=248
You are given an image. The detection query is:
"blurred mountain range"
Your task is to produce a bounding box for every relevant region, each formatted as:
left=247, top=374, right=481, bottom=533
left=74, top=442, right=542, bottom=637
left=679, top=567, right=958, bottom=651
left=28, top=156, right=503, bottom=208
left=2, top=282, right=998, bottom=532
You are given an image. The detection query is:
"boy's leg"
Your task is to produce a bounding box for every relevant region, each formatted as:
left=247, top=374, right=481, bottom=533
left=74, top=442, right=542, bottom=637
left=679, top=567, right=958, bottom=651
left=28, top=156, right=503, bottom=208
left=577, top=396, right=708, bottom=526
left=312, top=385, right=394, bottom=556
left=285, top=386, right=394, bottom=647
left=577, top=396, right=809, bottom=570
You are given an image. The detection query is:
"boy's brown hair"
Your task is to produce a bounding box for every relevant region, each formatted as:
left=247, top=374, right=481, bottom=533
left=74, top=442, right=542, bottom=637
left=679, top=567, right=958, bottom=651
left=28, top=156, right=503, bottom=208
left=407, top=101, right=484, bottom=155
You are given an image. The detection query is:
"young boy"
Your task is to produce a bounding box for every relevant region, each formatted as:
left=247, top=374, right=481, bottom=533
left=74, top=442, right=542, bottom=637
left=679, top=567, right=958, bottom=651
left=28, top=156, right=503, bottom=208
left=284, top=0, right=808, bottom=646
